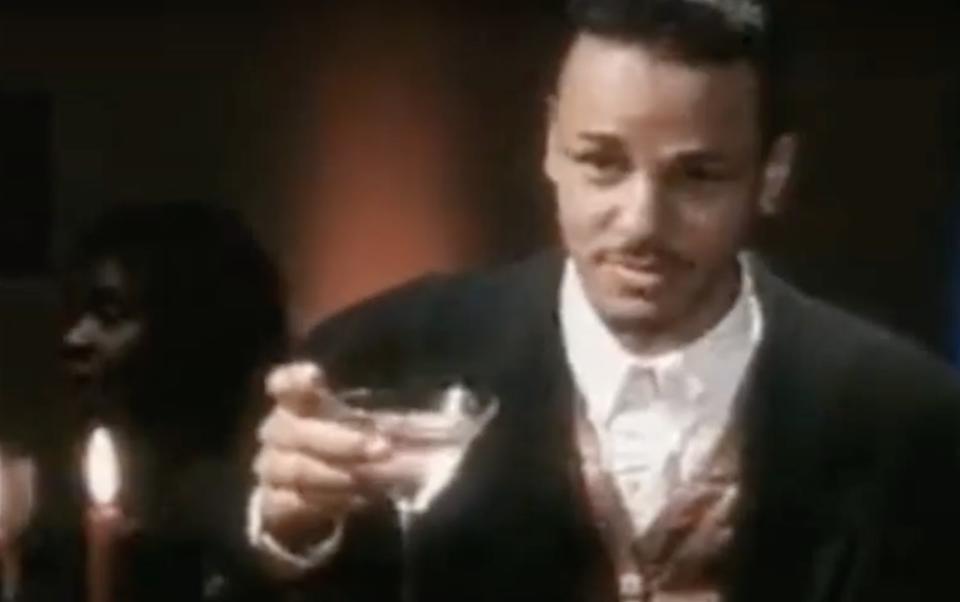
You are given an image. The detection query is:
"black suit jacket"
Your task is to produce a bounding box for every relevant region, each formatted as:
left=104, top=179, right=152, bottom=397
left=288, top=251, right=960, bottom=602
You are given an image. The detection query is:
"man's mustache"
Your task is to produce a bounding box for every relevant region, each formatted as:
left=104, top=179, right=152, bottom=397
left=599, top=241, right=694, bottom=271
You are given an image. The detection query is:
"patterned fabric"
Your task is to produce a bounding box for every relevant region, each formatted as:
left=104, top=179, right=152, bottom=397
left=577, top=401, right=740, bottom=602
left=560, top=256, right=762, bottom=543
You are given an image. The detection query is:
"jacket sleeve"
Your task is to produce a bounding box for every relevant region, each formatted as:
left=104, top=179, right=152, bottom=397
left=839, top=337, right=960, bottom=601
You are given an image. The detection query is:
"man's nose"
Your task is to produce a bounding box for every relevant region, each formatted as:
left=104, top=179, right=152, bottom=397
left=616, top=175, right=668, bottom=239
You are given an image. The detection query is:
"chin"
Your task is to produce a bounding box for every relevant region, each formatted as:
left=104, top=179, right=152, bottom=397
left=65, top=369, right=96, bottom=388
left=596, top=294, right=679, bottom=334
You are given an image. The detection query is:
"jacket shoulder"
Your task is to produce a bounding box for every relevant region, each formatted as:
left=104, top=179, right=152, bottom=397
left=299, top=251, right=561, bottom=386
left=766, top=275, right=960, bottom=433
left=805, top=293, right=958, bottom=397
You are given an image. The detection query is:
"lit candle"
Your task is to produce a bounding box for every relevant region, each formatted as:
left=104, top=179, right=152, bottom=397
left=0, top=454, right=22, bottom=602
left=84, top=427, right=122, bottom=602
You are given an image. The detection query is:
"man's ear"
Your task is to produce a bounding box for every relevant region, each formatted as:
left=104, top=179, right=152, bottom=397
left=758, top=133, right=797, bottom=216
left=543, top=96, right=561, bottom=184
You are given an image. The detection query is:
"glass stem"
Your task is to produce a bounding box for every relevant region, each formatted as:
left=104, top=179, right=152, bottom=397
left=397, top=503, right=416, bottom=602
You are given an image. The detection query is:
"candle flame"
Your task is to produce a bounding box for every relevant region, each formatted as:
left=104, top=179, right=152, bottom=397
left=84, top=427, right=119, bottom=506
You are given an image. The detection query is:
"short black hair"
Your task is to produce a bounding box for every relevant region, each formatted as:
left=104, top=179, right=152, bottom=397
left=565, top=0, right=789, bottom=146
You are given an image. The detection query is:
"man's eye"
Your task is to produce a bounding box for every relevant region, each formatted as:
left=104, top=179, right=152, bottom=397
left=680, top=162, right=731, bottom=183
left=568, top=150, right=628, bottom=181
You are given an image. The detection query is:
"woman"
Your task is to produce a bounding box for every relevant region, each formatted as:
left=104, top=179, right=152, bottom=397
left=28, top=201, right=285, bottom=601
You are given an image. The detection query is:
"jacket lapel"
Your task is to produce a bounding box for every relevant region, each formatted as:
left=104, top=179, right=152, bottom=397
left=727, top=258, right=861, bottom=602
left=490, top=251, right=620, bottom=601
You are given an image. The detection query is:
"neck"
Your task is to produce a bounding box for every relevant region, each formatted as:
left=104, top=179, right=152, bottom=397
left=614, top=262, right=742, bottom=356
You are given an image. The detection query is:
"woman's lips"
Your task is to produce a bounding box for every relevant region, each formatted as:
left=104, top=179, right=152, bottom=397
left=64, top=361, right=98, bottom=382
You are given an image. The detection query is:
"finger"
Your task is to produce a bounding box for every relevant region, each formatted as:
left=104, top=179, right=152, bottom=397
left=255, top=447, right=356, bottom=490
left=352, top=453, right=437, bottom=491
left=261, top=487, right=368, bottom=534
left=255, top=447, right=358, bottom=492
left=261, top=487, right=333, bottom=536
left=261, top=486, right=310, bottom=521
left=261, top=487, right=365, bottom=520
left=265, top=361, right=335, bottom=416
left=262, top=484, right=371, bottom=520
left=259, top=409, right=390, bottom=461
left=297, top=490, right=372, bottom=514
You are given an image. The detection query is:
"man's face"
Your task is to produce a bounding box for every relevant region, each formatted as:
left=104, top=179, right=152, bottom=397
left=62, top=257, right=144, bottom=389
left=545, top=34, right=789, bottom=336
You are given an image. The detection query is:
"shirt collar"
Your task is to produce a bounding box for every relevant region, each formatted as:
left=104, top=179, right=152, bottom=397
left=559, top=255, right=764, bottom=425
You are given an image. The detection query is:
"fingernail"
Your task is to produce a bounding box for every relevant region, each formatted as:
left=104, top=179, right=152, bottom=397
left=364, top=436, right=390, bottom=457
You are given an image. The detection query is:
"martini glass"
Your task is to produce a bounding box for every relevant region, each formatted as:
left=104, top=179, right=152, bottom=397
left=330, top=383, right=498, bottom=602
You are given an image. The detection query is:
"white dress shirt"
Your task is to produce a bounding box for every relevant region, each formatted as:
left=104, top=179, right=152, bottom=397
left=559, top=256, right=764, bottom=534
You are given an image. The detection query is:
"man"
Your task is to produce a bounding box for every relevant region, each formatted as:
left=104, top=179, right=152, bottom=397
left=251, top=1, right=960, bottom=601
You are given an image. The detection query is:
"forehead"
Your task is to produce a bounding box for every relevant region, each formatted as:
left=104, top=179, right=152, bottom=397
left=556, top=34, right=761, bottom=152
left=90, top=257, right=129, bottom=289
left=77, top=257, right=138, bottom=304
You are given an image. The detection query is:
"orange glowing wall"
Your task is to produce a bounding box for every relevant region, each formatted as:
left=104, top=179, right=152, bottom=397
left=278, top=7, right=473, bottom=335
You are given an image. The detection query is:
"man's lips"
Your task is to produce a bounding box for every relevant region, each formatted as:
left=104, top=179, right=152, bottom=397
left=605, top=262, right=668, bottom=289
left=608, top=255, right=670, bottom=271
left=604, top=250, right=685, bottom=271
left=598, top=251, right=687, bottom=290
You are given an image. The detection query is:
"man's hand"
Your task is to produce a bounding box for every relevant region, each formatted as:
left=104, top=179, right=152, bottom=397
left=252, top=363, right=391, bottom=551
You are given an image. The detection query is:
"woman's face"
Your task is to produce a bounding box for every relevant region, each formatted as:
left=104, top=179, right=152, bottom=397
left=62, top=257, right=145, bottom=391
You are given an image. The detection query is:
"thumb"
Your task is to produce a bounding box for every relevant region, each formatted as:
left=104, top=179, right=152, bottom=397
left=265, top=361, right=337, bottom=417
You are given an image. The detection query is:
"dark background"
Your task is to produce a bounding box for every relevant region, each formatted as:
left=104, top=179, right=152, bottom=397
left=1, top=1, right=959, bottom=427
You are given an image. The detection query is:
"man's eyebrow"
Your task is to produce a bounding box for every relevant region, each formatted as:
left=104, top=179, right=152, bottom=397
left=674, top=149, right=728, bottom=163
left=572, top=131, right=624, bottom=147
left=577, top=132, right=620, bottom=144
